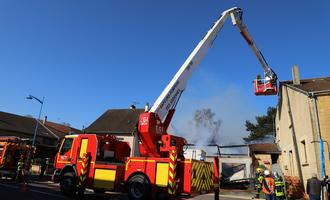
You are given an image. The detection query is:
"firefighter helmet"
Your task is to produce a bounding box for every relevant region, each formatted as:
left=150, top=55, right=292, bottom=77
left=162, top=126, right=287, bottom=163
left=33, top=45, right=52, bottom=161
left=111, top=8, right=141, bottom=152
left=256, top=167, right=263, bottom=173
left=264, top=169, right=270, bottom=176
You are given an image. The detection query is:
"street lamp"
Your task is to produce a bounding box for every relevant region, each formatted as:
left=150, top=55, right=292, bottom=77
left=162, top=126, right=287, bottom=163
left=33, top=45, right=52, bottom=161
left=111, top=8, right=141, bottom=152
left=26, top=95, right=45, bottom=147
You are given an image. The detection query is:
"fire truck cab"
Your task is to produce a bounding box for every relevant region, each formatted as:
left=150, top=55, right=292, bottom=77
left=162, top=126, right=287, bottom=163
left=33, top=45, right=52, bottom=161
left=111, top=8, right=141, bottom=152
left=53, top=134, right=130, bottom=195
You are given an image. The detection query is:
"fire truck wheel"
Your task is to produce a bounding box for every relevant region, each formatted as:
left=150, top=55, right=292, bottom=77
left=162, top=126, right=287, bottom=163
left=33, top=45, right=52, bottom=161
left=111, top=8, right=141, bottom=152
left=127, top=174, right=150, bottom=200
left=60, top=172, right=76, bottom=197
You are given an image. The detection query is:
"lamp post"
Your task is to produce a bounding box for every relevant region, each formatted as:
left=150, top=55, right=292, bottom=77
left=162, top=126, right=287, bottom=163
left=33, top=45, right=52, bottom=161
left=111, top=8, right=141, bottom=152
left=26, top=95, right=45, bottom=147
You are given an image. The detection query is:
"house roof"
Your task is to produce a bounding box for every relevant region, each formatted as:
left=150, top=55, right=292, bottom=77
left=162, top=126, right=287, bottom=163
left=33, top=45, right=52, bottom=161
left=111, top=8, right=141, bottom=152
left=0, top=111, right=55, bottom=138
left=0, top=111, right=80, bottom=139
left=45, top=121, right=81, bottom=138
left=249, top=143, right=281, bottom=154
left=282, top=77, right=330, bottom=94
left=85, top=109, right=145, bottom=135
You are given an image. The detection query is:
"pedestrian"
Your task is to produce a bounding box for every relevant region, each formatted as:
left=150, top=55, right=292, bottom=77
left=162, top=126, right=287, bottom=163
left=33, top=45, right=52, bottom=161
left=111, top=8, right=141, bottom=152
left=16, top=154, right=24, bottom=183
left=262, top=169, right=275, bottom=200
left=322, top=175, right=330, bottom=200
left=307, top=173, right=322, bottom=200
left=39, top=158, right=47, bottom=180
left=255, top=167, right=264, bottom=198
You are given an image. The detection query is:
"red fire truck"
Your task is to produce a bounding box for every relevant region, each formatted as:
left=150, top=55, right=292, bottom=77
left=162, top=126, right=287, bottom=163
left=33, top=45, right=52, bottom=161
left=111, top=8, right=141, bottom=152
left=53, top=7, right=277, bottom=200
left=0, top=136, right=34, bottom=178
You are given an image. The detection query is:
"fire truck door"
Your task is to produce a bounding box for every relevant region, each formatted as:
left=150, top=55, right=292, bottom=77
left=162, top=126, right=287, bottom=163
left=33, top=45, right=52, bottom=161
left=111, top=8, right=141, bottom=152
left=57, top=137, right=74, bottom=164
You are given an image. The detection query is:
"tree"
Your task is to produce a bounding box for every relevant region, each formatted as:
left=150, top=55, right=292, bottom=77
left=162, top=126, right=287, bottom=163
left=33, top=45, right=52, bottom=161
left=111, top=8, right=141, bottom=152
left=191, top=108, right=222, bottom=145
left=243, top=106, right=276, bottom=143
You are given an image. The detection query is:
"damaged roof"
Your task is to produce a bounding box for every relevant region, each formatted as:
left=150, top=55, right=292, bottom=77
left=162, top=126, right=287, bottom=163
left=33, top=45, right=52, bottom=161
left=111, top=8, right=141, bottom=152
left=85, top=109, right=145, bottom=135
left=249, top=143, right=281, bottom=154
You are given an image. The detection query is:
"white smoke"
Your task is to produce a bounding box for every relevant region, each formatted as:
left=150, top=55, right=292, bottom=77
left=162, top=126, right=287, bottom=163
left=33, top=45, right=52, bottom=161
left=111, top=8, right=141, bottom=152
left=170, top=84, right=259, bottom=146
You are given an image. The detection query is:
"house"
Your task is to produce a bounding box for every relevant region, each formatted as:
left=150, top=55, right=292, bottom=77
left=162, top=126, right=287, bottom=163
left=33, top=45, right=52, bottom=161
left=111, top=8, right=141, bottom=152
left=85, top=108, right=145, bottom=157
left=275, top=66, right=330, bottom=187
left=0, top=111, right=80, bottom=158
left=248, top=143, right=281, bottom=173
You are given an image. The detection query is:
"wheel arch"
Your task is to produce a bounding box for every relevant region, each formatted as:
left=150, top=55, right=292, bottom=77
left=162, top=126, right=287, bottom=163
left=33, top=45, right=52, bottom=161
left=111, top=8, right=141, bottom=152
left=60, top=164, right=77, bottom=179
left=126, top=171, right=151, bottom=186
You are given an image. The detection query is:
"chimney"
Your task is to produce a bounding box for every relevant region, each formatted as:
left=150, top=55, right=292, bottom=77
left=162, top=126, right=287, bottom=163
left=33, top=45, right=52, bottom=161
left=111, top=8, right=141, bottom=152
left=43, top=116, right=48, bottom=124
left=145, top=103, right=149, bottom=112
left=292, top=64, right=300, bottom=85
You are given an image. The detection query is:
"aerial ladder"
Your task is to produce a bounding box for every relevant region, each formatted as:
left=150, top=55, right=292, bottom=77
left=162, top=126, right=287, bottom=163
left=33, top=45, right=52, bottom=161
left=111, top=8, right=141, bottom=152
left=54, top=7, right=278, bottom=200
left=138, top=6, right=278, bottom=159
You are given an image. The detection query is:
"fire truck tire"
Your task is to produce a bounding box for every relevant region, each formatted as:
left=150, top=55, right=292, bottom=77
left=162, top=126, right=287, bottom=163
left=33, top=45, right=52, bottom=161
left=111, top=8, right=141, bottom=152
left=60, top=172, right=76, bottom=197
left=127, top=174, right=150, bottom=200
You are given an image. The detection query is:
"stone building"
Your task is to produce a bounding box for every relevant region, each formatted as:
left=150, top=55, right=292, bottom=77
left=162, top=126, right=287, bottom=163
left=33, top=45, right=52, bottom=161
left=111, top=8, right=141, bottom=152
left=275, top=70, right=330, bottom=187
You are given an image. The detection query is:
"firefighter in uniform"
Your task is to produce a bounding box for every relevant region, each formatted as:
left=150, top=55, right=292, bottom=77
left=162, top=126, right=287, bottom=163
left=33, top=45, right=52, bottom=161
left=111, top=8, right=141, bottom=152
left=255, top=167, right=264, bottom=198
left=273, top=172, right=286, bottom=200
left=262, top=170, right=275, bottom=200
left=16, top=155, right=24, bottom=183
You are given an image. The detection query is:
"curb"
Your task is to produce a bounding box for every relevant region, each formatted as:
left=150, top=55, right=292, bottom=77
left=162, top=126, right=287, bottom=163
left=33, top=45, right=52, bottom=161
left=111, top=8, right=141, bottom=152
left=219, top=194, right=256, bottom=200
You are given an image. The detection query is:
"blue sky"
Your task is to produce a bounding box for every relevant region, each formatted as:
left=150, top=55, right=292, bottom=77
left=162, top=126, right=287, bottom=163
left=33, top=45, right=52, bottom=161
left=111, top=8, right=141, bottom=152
left=1, top=1, right=329, bottom=144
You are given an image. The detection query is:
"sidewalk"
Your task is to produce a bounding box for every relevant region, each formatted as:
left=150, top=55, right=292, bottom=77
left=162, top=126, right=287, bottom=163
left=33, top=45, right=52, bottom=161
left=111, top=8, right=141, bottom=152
left=28, top=173, right=53, bottom=183
left=220, top=189, right=262, bottom=200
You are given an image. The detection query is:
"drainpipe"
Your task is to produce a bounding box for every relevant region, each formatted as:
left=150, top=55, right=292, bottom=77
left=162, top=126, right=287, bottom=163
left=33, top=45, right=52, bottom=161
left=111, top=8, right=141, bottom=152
left=310, top=93, right=325, bottom=178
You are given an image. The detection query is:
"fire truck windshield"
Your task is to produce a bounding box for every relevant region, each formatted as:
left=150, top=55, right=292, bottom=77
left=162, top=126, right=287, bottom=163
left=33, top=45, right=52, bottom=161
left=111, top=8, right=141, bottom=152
left=60, top=138, right=73, bottom=155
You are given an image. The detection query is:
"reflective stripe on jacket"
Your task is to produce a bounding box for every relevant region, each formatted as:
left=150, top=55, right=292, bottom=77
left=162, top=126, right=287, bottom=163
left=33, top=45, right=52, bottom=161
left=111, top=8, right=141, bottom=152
left=262, top=177, right=275, bottom=194
left=275, top=181, right=285, bottom=197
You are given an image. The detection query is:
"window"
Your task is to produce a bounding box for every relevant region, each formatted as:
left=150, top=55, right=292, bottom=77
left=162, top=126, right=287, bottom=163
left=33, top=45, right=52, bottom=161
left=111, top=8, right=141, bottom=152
left=60, top=138, right=73, bottom=155
left=289, top=150, right=294, bottom=176
left=301, top=140, right=308, bottom=164
left=79, top=139, right=88, bottom=158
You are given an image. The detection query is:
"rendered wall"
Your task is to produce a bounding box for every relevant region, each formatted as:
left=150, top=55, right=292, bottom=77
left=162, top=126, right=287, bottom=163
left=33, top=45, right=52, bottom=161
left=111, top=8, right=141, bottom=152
left=276, top=85, right=320, bottom=187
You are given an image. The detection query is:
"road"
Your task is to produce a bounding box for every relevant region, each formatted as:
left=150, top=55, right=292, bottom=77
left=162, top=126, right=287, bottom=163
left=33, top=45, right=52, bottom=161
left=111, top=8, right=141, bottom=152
left=0, top=178, right=250, bottom=200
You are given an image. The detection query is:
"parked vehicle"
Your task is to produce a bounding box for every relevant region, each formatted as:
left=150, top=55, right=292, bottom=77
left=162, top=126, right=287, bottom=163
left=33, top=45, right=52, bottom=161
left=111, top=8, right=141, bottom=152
left=0, top=136, right=35, bottom=178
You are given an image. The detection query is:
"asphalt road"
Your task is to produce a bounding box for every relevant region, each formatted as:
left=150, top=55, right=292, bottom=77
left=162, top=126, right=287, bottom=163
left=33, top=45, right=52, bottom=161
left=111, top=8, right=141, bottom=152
left=0, top=178, right=249, bottom=200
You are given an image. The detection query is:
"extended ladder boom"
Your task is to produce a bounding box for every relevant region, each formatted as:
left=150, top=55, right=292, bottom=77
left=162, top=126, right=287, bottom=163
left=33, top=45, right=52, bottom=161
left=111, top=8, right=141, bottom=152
left=150, top=7, right=277, bottom=122
left=230, top=10, right=277, bottom=81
